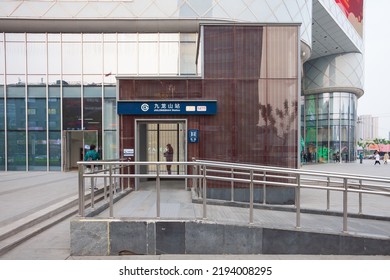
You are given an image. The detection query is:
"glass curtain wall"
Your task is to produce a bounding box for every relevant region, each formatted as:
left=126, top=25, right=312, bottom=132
left=303, top=92, right=357, bottom=163
left=0, top=32, right=199, bottom=171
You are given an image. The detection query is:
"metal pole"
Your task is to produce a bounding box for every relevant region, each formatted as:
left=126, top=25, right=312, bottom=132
left=262, top=171, right=266, bottom=205
left=78, top=164, right=85, bottom=217
left=90, top=163, right=95, bottom=209
left=326, top=176, right=330, bottom=211
left=199, top=165, right=203, bottom=198
left=127, top=162, right=130, bottom=189
left=358, top=179, right=363, bottom=214
left=231, top=168, right=234, bottom=202
left=249, top=169, right=254, bottom=224
left=192, top=163, right=197, bottom=193
left=156, top=164, right=161, bottom=218
left=104, top=164, right=107, bottom=199
left=295, top=174, right=301, bottom=229
left=343, top=178, right=348, bottom=233
left=202, top=165, right=207, bottom=219
left=109, top=164, right=114, bottom=218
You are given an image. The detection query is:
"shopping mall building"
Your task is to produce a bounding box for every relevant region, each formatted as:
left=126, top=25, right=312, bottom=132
left=0, top=0, right=364, bottom=172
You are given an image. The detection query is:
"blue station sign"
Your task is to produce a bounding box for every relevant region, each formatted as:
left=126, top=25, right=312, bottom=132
left=117, top=100, right=217, bottom=115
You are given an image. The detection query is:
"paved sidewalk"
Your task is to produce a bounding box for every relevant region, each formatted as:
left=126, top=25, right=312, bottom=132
left=0, top=159, right=389, bottom=260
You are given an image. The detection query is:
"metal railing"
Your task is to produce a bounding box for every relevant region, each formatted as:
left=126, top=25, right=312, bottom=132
left=77, top=159, right=390, bottom=233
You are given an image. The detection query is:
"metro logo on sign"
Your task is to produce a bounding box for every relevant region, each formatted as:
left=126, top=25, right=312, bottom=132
left=188, top=129, right=199, bottom=143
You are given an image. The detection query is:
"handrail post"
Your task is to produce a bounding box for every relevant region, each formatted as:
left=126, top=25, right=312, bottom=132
left=342, top=177, right=348, bottom=233
left=78, top=164, right=85, bottom=217
left=104, top=164, right=107, bottom=199
left=192, top=162, right=197, bottom=194
left=90, top=163, right=95, bottom=209
left=127, top=161, right=130, bottom=189
left=295, top=173, right=301, bottom=229
left=109, top=164, right=114, bottom=218
left=262, top=171, right=266, bottom=205
left=231, top=168, right=234, bottom=202
left=249, top=169, right=254, bottom=224
left=114, top=163, right=117, bottom=195
left=156, top=163, right=161, bottom=218
left=199, top=165, right=203, bottom=198
left=358, top=179, right=363, bottom=214
left=202, top=165, right=207, bottom=219
left=326, top=176, right=330, bottom=211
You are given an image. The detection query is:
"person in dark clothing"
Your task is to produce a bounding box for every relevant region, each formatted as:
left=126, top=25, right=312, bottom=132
left=163, top=143, right=174, bottom=174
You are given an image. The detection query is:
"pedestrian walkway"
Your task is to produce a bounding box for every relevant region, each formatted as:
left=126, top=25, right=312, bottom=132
left=0, top=159, right=389, bottom=259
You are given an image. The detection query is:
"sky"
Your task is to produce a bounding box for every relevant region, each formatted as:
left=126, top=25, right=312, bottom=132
left=359, top=0, right=390, bottom=138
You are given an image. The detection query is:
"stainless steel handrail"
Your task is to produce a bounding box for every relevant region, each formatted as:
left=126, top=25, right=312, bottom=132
left=77, top=159, right=390, bottom=234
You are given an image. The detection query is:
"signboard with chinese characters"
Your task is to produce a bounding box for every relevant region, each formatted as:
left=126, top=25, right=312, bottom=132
left=188, top=129, right=199, bottom=143
left=117, top=100, right=217, bottom=115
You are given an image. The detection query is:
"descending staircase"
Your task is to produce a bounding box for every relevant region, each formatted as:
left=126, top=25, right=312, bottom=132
left=0, top=187, right=130, bottom=256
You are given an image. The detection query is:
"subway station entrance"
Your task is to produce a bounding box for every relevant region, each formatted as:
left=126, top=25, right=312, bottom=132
left=135, top=120, right=187, bottom=178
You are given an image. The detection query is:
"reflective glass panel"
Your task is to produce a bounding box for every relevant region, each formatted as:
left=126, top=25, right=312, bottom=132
left=118, top=43, right=137, bottom=74
left=63, top=43, right=82, bottom=74
left=6, top=42, right=25, bottom=74
left=7, top=98, right=25, bottom=130
left=48, top=43, right=61, bottom=74
left=63, top=98, right=81, bottom=130
left=83, top=97, right=102, bottom=131
left=7, top=131, right=26, bottom=171
left=48, top=98, right=61, bottom=130
left=28, top=131, right=47, bottom=171
left=104, top=130, right=117, bottom=160
left=0, top=131, right=4, bottom=170
left=27, top=42, right=46, bottom=74
left=83, top=42, right=103, bottom=74
left=139, top=43, right=158, bottom=74
left=49, top=131, right=61, bottom=171
left=104, top=98, right=116, bottom=130
left=28, top=98, right=46, bottom=130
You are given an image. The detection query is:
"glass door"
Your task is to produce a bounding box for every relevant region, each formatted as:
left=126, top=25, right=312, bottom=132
left=136, top=121, right=186, bottom=176
left=63, top=130, right=98, bottom=171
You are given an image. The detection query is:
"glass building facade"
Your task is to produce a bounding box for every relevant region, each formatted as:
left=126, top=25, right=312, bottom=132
left=0, top=32, right=198, bottom=171
left=301, top=92, right=357, bottom=163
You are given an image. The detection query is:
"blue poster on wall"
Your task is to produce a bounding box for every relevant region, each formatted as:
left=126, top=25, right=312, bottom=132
left=117, top=100, right=217, bottom=115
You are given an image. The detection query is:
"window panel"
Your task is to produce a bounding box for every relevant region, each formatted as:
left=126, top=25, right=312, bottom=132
left=159, top=42, right=179, bottom=74
left=83, top=42, right=103, bottom=74
left=28, top=131, right=47, bottom=171
left=7, top=98, right=26, bottom=130
left=118, top=43, right=137, bottom=74
left=104, top=131, right=117, bottom=160
left=48, top=43, right=61, bottom=74
left=27, top=42, right=46, bottom=74
left=0, top=98, right=4, bottom=130
left=28, top=98, right=46, bottom=130
left=0, top=40, right=4, bottom=74
left=139, top=43, right=158, bottom=74
left=180, top=42, right=197, bottom=75
left=6, top=42, right=25, bottom=74
left=104, top=98, right=116, bottom=130
left=0, top=131, right=4, bottom=170
left=49, top=131, right=61, bottom=171
left=7, top=131, right=26, bottom=171
left=83, top=97, right=102, bottom=131
left=63, top=98, right=81, bottom=130
left=62, top=43, right=82, bottom=74
left=48, top=97, right=61, bottom=130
